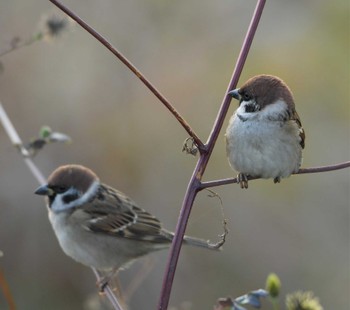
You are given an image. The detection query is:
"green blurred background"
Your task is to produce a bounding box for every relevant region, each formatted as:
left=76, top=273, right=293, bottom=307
left=0, top=0, right=349, bottom=309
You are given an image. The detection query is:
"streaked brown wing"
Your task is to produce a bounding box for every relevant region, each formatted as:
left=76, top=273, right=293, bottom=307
left=80, top=184, right=170, bottom=243
left=291, top=110, right=305, bottom=149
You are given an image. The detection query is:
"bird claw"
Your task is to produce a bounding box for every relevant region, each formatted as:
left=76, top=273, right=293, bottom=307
left=273, top=177, right=281, bottom=184
left=96, top=268, right=119, bottom=293
left=96, top=276, right=110, bottom=293
left=237, top=173, right=249, bottom=189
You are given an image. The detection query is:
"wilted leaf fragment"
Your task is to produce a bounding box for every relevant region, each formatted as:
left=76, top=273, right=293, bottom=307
left=26, top=126, right=72, bottom=156
left=235, top=289, right=269, bottom=308
left=49, top=132, right=72, bottom=143
left=216, top=289, right=268, bottom=310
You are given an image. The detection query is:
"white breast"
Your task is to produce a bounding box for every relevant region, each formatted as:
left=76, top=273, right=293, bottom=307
left=225, top=100, right=302, bottom=179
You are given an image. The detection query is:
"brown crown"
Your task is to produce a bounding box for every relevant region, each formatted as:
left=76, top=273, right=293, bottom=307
left=47, top=164, right=99, bottom=193
left=240, top=74, right=295, bottom=110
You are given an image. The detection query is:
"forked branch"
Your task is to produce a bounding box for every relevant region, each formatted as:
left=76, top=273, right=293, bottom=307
left=3, top=1, right=348, bottom=310
left=158, top=1, right=267, bottom=308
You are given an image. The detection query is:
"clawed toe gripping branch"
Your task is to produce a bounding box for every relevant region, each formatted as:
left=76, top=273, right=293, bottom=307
left=1, top=0, right=349, bottom=309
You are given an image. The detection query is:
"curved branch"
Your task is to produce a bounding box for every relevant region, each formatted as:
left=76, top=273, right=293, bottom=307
left=199, top=161, right=350, bottom=189
left=48, top=0, right=205, bottom=152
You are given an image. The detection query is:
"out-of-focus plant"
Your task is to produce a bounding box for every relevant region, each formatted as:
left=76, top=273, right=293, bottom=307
left=266, top=272, right=281, bottom=310
left=0, top=12, right=74, bottom=59
left=215, top=289, right=269, bottom=310
left=286, top=291, right=323, bottom=310
left=26, top=126, right=72, bottom=157
left=215, top=274, right=323, bottom=310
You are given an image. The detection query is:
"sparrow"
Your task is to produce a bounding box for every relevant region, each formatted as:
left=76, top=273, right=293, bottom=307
left=35, top=164, right=218, bottom=288
left=225, top=74, right=305, bottom=189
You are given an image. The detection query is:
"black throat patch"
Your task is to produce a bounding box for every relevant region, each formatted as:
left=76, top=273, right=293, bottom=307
left=244, top=103, right=259, bottom=113
left=62, top=192, right=79, bottom=204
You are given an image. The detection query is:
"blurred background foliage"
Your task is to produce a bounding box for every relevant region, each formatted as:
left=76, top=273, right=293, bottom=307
left=0, top=0, right=349, bottom=309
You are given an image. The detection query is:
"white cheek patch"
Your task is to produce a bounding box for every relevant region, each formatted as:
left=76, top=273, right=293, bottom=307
left=258, top=99, right=288, bottom=120
left=51, top=181, right=100, bottom=213
left=236, top=99, right=288, bottom=121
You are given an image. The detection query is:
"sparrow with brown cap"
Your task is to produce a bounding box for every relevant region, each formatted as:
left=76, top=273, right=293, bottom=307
left=35, top=164, right=218, bottom=288
left=225, top=74, right=305, bottom=188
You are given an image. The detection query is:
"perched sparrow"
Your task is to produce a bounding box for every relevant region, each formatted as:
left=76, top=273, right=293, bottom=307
left=225, top=75, right=305, bottom=188
left=35, top=164, right=217, bottom=287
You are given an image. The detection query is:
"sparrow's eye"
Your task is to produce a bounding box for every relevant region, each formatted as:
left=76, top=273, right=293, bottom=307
left=55, top=186, right=68, bottom=194
left=242, top=92, right=252, bottom=101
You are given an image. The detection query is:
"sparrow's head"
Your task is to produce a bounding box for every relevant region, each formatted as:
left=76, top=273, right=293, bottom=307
left=228, top=75, right=295, bottom=115
left=35, top=165, right=100, bottom=212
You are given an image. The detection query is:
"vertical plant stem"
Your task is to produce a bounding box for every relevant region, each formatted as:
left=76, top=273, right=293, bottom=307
left=157, top=173, right=201, bottom=309
left=157, top=1, right=266, bottom=309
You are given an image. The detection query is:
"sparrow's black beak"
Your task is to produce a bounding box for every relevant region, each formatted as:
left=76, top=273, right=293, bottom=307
left=228, top=88, right=240, bottom=100
left=35, top=185, right=54, bottom=196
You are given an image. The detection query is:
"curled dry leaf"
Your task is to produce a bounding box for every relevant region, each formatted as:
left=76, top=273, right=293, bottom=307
left=182, top=137, right=198, bottom=156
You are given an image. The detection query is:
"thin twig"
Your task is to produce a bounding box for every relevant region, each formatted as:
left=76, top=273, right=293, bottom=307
left=0, top=104, right=24, bottom=147
left=91, top=268, right=124, bottom=310
left=204, top=0, right=266, bottom=153
left=199, top=162, right=350, bottom=189
left=0, top=36, right=39, bottom=58
left=158, top=1, right=267, bottom=309
left=297, top=163, right=350, bottom=174
left=48, top=0, right=205, bottom=152
left=0, top=103, right=46, bottom=185
left=205, top=189, right=229, bottom=249
left=0, top=102, right=122, bottom=310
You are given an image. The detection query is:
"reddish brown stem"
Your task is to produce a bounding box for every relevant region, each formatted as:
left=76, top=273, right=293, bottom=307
left=158, top=1, right=267, bottom=309
left=199, top=161, right=350, bottom=189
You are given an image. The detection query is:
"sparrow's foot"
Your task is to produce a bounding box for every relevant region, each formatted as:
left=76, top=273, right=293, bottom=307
left=237, top=173, right=249, bottom=189
left=273, top=177, right=281, bottom=184
left=97, top=276, right=110, bottom=293
left=96, top=269, right=117, bottom=293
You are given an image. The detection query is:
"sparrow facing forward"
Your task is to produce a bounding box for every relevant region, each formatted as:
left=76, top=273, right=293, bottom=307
left=35, top=165, right=217, bottom=287
left=225, top=75, right=305, bottom=188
